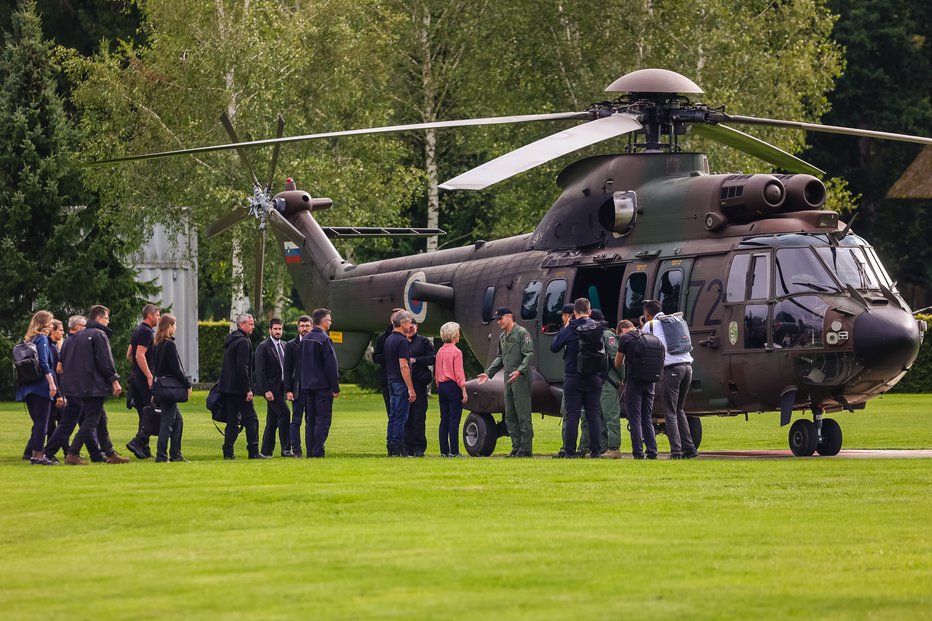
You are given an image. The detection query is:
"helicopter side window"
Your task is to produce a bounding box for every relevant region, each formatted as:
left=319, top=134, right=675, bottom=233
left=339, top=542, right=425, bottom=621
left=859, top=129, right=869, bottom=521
left=521, top=281, right=542, bottom=320
left=726, top=254, right=750, bottom=302
left=774, top=248, right=840, bottom=296
left=748, top=253, right=770, bottom=300
left=816, top=247, right=880, bottom=290
left=772, top=296, right=828, bottom=348
left=657, top=269, right=683, bottom=314
left=541, top=279, right=566, bottom=334
left=744, top=304, right=769, bottom=349
left=622, top=272, right=647, bottom=320
left=482, top=285, right=495, bottom=324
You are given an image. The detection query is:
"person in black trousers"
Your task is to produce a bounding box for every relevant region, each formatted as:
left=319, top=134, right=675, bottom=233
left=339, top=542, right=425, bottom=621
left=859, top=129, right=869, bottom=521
left=16, top=310, right=58, bottom=466
left=218, top=314, right=266, bottom=460
left=125, top=304, right=161, bottom=459
left=284, top=315, right=312, bottom=457
left=403, top=321, right=435, bottom=457
left=61, top=305, right=130, bottom=465
left=298, top=308, right=340, bottom=458
left=257, top=318, right=291, bottom=457
left=151, top=314, right=191, bottom=462
left=372, top=308, right=404, bottom=422
left=43, top=316, right=105, bottom=462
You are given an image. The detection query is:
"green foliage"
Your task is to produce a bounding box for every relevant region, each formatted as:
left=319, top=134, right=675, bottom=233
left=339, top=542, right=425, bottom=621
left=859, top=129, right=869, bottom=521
left=892, top=314, right=932, bottom=393
left=0, top=0, right=152, bottom=398
left=197, top=320, right=229, bottom=383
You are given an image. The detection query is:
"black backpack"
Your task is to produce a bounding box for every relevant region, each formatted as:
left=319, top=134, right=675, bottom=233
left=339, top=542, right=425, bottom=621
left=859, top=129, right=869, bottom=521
left=12, top=340, right=43, bottom=386
left=576, top=321, right=608, bottom=376
left=626, top=330, right=665, bottom=383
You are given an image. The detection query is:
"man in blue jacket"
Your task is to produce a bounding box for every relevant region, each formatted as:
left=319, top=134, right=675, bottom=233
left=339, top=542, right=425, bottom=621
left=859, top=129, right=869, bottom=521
left=218, top=314, right=266, bottom=460
left=298, top=308, right=340, bottom=458
left=551, top=298, right=603, bottom=458
left=61, top=305, right=130, bottom=465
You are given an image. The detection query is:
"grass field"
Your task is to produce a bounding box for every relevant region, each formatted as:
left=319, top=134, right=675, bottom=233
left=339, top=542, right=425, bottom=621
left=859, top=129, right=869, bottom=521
left=1, top=390, right=930, bottom=620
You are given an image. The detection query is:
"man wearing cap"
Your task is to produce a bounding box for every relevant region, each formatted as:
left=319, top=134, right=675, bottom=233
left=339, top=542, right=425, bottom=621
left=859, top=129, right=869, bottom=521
left=478, top=307, right=535, bottom=457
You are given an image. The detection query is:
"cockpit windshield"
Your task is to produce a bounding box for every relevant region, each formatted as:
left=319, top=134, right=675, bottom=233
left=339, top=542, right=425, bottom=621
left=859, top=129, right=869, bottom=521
left=816, top=246, right=881, bottom=290
left=774, top=248, right=840, bottom=296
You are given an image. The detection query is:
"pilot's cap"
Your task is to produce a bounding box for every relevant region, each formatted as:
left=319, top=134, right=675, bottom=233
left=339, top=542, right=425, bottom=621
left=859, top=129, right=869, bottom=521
left=562, top=304, right=575, bottom=315
left=590, top=309, right=605, bottom=322
left=491, top=307, right=513, bottom=319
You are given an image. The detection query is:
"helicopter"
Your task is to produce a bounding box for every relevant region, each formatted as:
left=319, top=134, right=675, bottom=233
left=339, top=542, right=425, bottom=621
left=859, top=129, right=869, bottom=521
left=100, top=68, right=928, bottom=458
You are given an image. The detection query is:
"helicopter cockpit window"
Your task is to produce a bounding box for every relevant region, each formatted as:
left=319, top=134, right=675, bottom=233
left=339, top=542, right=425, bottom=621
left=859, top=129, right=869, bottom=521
left=864, top=247, right=895, bottom=289
left=482, top=285, right=495, bottom=324
left=622, top=272, right=647, bottom=320
left=815, top=247, right=881, bottom=290
left=542, top=279, right=566, bottom=334
left=744, top=304, right=768, bottom=349
left=772, top=296, right=828, bottom=348
left=521, top=281, right=542, bottom=320
left=657, top=269, right=682, bottom=314
left=726, top=254, right=750, bottom=302
left=749, top=253, right=770, bottom=300
left=774, top=248, right=840, bottom=296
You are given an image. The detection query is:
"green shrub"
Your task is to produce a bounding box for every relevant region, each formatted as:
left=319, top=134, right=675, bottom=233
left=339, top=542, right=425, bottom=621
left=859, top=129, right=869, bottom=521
left=0, top=333, right=15, bottom=400
left=892, top=314, right=931, bottom=393
left=198, top=320, right=229, bottom=383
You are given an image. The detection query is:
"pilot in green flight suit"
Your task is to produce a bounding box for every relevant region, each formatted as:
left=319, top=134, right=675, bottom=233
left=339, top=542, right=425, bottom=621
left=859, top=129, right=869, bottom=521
left=478, top=307, right=535, bottom=457
left=578, top=309, right=623, bottom=457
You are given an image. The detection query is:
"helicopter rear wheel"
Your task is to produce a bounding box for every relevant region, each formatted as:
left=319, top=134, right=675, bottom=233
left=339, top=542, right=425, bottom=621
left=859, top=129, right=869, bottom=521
left=463, top=412, right=497, bottom=457
left=687, top=416, right=702, bottom=450
left=816, top=418, right=843, bottom=456
left=788, top=419, right=817, bottom=456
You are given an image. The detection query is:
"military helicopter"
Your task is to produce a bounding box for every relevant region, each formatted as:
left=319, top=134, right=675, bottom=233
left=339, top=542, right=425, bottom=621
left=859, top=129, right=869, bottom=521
left=101, top=68, right=927, bottom=457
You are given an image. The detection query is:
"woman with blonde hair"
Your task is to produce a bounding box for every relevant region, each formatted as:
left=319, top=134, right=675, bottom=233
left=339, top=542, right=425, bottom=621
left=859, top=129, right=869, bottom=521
left=435, top=322, right=468, bottom=457
left=16, top=310, right=58, bottom=465
left=150, top=314, right=191, bottom=462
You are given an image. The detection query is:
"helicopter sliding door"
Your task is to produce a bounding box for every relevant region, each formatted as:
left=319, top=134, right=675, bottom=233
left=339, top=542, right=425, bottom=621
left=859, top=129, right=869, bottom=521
left=572, top=265, right=625, bottom=326
left=536, top=276, right=570, bottom=382
left=685, top=254, right=729, bottom=411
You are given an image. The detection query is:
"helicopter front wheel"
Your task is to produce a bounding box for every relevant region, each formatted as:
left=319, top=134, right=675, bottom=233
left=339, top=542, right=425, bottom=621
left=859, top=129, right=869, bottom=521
left=816, top=418, right=843, bottom=456
left=788, top=419, right=818, bottom=456
left=463, top=412, right=498, bottom=457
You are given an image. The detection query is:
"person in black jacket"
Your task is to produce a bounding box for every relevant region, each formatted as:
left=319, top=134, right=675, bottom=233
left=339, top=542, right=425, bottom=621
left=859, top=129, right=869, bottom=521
left=403, top=321, right=435, bottom=457
left=125, top=304, right=161, bottom=459
left=218, top=314, right=266, bottom=460
left=371, top=308, right=404, bottom=420
left=283, top=315, right=312, bottom=457
left=298, top=308, right=340, bottom=458
left=257, top=318, right=291, bottom=457
left=61, top=305, right=130, bottom=465
left=151, top=314, right=191, bottom=462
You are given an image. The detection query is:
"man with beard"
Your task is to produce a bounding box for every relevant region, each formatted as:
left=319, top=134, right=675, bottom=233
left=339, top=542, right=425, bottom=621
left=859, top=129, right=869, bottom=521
left=284, top=315, right=312, bottom=457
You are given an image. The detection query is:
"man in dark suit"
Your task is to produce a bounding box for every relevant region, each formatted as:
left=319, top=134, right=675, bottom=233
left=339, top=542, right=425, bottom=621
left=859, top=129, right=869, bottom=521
left=218, top=313, right=266, bottom=460
left=298, top=308, right=340, bottom=458
left=284, top=314, right=312, bottom=457
left=257, top=318, right=291, bottom=457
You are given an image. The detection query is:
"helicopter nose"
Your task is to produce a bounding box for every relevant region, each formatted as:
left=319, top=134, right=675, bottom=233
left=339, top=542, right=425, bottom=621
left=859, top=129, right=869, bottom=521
left=852, top=308, right=921, bottom=372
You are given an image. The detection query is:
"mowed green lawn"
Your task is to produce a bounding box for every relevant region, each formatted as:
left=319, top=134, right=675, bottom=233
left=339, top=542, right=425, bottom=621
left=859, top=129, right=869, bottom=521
left=1, top=390, right=930, bottom=620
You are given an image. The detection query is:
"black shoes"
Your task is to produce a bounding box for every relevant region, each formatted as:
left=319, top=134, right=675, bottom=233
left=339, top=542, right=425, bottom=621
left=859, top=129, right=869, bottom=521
left=125, top=440, right=148, bottom=460
left=223, top=454, right=236, bottom=460
left=154, top=456, right=169, bottom=463
left=90, top=452, right=107, bottom=463
left=282, top=451, right=294, bottom=458
left=683, top=450, right=699, bottom=459
left=516, top=451, right=533, bottom=458
left=248, top=453, right=271, bottom=460
left=170, top=455, right=189, bottom=462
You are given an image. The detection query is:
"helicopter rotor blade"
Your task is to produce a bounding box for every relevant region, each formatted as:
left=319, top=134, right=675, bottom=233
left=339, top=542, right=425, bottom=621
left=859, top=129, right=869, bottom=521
left=691, top=123, right=825, bottom=176
left=266, top=115, right=285, bottom=191
left=91, top=111, right=591, bottom=166
left=254, top=229, right=266, bottom=318
left=266, top=208, right=307, bottom=247
left=219, top=111, right=262, bottom=188
left=721, top=114, right=932, bottom=147
left=206, top=207, right=251, bottom=238
left=440, top=113, right=642, bottom=190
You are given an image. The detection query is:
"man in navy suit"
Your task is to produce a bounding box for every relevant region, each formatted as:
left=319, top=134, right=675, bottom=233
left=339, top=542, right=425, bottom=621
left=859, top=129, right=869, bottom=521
left=283, top=315, right=312, bottom=457
left=257, top=318, right=291, bottom=457
left=298, top=308, right=340, bottom=458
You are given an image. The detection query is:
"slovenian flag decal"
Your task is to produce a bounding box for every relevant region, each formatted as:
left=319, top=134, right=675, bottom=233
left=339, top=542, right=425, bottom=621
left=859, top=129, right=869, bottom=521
left=284, top=241, right=301, bottom=264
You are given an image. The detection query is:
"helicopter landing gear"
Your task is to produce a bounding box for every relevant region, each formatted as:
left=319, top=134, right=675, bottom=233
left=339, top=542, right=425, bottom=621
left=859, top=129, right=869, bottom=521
left=687, top=416, right=703, bottom=450
left=788, top=419, right=818, bottom=456
left=816, top=418, right=843, bottom=456
left=463, top=412, right=498, bottom=457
